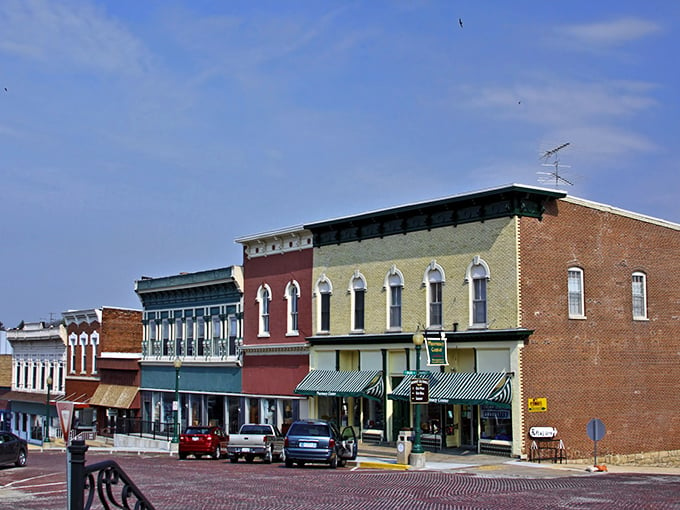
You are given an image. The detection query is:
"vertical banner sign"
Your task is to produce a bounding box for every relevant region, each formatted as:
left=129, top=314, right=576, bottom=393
left=425, top=332, right=448, bottom=366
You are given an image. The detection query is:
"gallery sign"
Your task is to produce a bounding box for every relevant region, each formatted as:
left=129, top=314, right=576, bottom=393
left=410, top=379, right=429, bottom=404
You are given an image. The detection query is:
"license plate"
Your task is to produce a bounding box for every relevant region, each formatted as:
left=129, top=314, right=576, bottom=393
left=191, top=437, right=200, bottom=441
left=241, top=447, right=250, bottom=452
left=299, top=441, right=317, bottom=448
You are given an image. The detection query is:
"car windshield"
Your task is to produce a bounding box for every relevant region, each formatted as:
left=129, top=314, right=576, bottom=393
left=184, top=427, right=211, bottom=435
left=288, top=423, right=330, bottom=437
left=241, top=425, right=271, bottom=435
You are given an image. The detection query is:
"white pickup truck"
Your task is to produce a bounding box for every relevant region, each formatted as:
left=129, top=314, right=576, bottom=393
left=227, top=424, right=286, bottom=463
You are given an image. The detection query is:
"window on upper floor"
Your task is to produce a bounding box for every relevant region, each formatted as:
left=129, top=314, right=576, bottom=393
left=186, top=316, right=194, bottom=356
left=80, top=333, right=88, bottom=373
left=69, top=333, right=77, bottom=373
left=385, top=265, right=404, bottom=331
left=316, top=275, right=332, bottom=333
left=175, top=318, right=183, bottom=356
left=285, top=280, right=301, bottom=335
left=91, top=332, right=99, bottom=374
left=632, top=271, right=648, bottom=320
left=350, top=271, right=367, bottom=332
left=466, top=256, right=490, bottom=328
left=257, top=284, right=272, bottom=336
left=568, top=267, right=585, bottom=318
left=424, top=261, right=445, bottom=329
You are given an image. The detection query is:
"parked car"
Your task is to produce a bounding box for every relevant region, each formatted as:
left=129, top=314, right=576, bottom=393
left=0, top=432, right=28, bottom=468
left=178, top=426, right=228, bottom=460
left=227, top=423, right=285, bottom=463
left=284, top=419, right=357, bottom=469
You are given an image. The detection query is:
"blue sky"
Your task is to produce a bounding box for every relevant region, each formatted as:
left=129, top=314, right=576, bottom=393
left=1, top=0, right=678, bottom=329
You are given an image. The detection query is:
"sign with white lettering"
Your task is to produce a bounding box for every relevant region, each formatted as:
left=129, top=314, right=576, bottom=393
left=410, top=379, right=429, bottom=404
left=425, top=332, right=448, bottom=366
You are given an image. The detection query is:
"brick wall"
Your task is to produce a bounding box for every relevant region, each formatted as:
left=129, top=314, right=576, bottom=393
left=101, top=308, right=142, bottom=353
left=519, top=199, right=680, bottom=460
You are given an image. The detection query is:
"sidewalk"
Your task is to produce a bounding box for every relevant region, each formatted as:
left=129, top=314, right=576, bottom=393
left=350, top=444, right=680, bottom=478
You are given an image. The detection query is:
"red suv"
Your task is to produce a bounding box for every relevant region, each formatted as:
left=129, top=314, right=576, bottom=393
left=179, top=426, right=228, bottom=460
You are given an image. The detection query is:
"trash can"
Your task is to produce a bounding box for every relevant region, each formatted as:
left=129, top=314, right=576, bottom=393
left=396, top=429, right=413, bottom=464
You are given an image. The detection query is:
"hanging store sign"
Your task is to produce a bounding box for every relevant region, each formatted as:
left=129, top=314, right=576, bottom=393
left=425, top=332, right=448, bottom=366
left=410, top=379, right=429, bottom=404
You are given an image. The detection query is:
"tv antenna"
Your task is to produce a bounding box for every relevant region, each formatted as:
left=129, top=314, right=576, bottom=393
left=537, top=142, right=573, bottom=188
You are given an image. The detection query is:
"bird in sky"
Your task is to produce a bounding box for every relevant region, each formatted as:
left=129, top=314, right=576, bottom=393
left=459, top=18, right=463, bottom=28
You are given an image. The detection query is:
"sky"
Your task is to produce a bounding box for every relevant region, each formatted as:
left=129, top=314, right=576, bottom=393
left=1, top=0, right=679, bottom=329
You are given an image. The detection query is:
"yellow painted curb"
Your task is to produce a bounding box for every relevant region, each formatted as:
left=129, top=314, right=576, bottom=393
left=354, top=460, right=410, bottom=471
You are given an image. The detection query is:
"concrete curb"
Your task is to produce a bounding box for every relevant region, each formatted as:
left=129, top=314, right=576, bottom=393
left=350, top=460, right=409, bottom=470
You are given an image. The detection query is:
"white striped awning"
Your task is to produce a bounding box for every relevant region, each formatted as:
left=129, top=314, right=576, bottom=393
left=389, top=372, right=512, bottom=408
left=294, top=370, right=384, bottom=401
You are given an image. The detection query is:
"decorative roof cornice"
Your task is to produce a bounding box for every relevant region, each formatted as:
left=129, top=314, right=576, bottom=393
left=241, top=342, right=309, bottom=355
left=305, top=184, right=565, bottom=247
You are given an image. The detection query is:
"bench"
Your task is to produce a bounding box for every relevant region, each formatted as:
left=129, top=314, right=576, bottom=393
left=421, top=433, right=442, bottom=451
left=361, top=429, right=384, bottom=444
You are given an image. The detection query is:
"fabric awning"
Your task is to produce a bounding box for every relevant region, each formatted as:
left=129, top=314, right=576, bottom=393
left=389, top=372, right=512, bottom=408
left=89, top=384, right=139, bottom=409
left=294, top=370, right=384, bottom=401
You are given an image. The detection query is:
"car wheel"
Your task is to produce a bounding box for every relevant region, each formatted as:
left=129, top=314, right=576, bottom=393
left=329, top=455, right=337, bottom=469
left=339, top=458, right=347, bottom=468
left=230, top=455, right=239, bottom=463
left=285, top=458, right=294, bottom=468
left=15, top=449, right=27, bottom=467
left=277, top=448, right=286, bottom=462
left=296, top=461, right=305, bottom=467
left=245, top=454, right=255, bottom=463
left=179, top=452, right=187, bottom=460
left=212, top=446, right=221, bottom=460
left=263, top=447, right=272, bottom=464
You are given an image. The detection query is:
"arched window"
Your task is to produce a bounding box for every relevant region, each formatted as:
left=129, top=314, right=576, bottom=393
left=466, top=256, right=490, bottom=328
left=316, top=275, right=333, bottom=333
left=632, top=271, right=648, bottom=320
left=257, top=284, right=272, bottom=336
left=423, top=261, right=445, bottom=329
left=568, top=267, right=585, bottom=318
left=285, top=280, right=301, bottom=335
left=349, top=271, right=367, bottom=332
left=385, top=265, right=404, bottom=331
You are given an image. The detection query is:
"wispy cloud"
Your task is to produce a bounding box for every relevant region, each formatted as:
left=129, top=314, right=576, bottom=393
left=556, top=17, right=661, bottom=48
left=0, top=0, right=152, bottom=74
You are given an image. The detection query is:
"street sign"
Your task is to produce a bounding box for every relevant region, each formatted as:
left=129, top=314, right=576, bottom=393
left=403, top=370, right=430, bottom=376
left=586, top=418, right=606, bottom=441
left=410, top=379, right=429, bottom=404
left=56, top=401, right=74, bottom=442
left=586, top=418, right=606, bottom=466
left=403, top=370, right=417, bottom=376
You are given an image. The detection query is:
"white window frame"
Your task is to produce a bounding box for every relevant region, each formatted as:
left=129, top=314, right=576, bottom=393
left=568, top=267, right=586, bottom=319
left=285, top=280, right=301, bottom=336
left=632, top=271, right=648, bottom=320
left=423, top=261, right=445, bottom=329
left=465, top=256, right=490, bottom=329
left=257, top=284, right=272, bottom=337
left=79, top=333, right=88, bottom=374
left=69, top=333, right=77, bottom=373
left=90, top=332, right=99, bottom=374
left=315, top=274, right=333, bottom=334
left=385, top=265, right=404, bottom=331
left=349, top=270, right=367, bottom=333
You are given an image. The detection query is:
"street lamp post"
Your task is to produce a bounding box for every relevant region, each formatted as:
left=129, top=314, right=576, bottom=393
left=411, top=329, right=424, bottom=456
left=172, top=357, right=182, bottom=443
left=44, top=375, right=53, bottom=443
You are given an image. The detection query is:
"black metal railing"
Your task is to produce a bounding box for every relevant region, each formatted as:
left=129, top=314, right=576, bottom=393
left=69, top=440, right=155, bottom=510
left=108, top=418, right=180, bottom=442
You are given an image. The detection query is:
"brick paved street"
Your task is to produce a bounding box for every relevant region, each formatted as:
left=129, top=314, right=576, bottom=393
left=2, top=450, right=680, bottom=509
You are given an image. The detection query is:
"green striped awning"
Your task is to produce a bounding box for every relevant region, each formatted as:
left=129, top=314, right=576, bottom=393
left=294, top=370, right=384, bottom=401
left=389, top=372, right=512, bottom=408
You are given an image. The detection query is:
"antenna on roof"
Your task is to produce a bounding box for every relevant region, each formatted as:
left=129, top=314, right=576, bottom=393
left=537, top=142, right=573, bottom=188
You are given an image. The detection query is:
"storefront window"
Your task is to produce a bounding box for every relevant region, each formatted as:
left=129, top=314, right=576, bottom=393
left=480, top=405, right=512, bottom=441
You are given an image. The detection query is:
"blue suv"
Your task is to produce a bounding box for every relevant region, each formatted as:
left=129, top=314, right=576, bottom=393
left=284, top=419, right=357, bottom=468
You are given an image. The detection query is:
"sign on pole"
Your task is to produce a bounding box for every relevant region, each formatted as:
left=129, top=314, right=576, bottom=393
left=425, top=332, right=448, bottom=366
left=586, top=418, right=606, bottom=466
left=56, top=401, right=75, bottom=444
left=410, top=378, right=429, bottom=404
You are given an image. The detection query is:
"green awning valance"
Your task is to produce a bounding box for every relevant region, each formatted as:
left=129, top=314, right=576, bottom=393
left=294, top=370, right=384, bottom=401
left=389, top=372, right=512, bottom=408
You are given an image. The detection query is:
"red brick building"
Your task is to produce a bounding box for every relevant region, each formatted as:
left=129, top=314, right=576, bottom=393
left=519, top=196, right=680, bottom=462
left=62, top=307, right=142, bottom=436
left=236, top=226, right=314, bottom=432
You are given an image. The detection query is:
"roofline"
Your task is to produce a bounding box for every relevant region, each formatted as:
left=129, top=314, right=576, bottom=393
left=563, top=196, right=680, bottom=231
left=304, top=184, right=565, bottom=229
left=234, top=225, right=308, bottom=244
